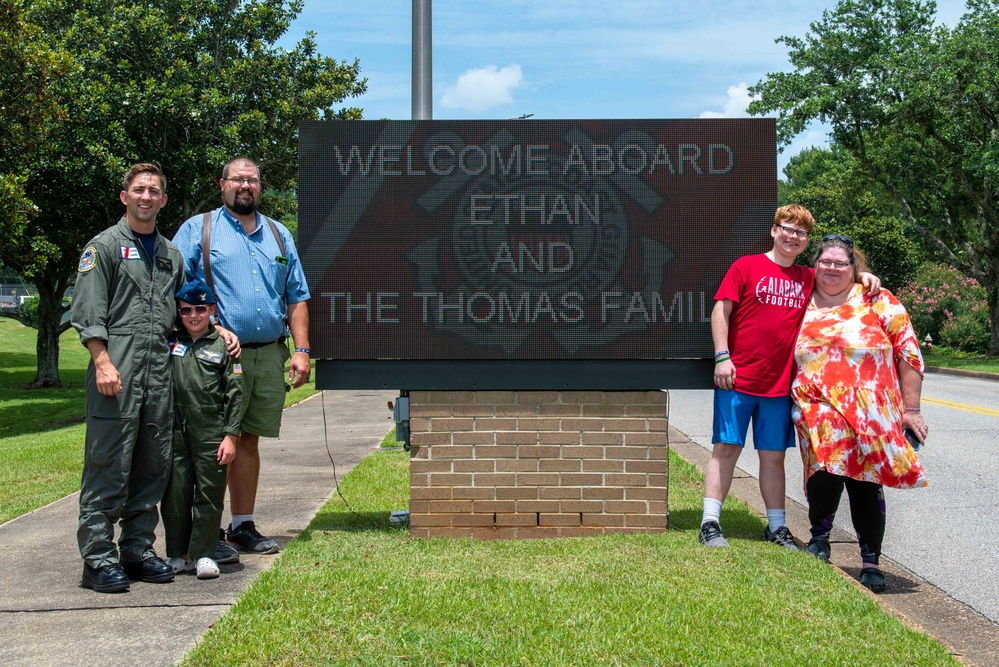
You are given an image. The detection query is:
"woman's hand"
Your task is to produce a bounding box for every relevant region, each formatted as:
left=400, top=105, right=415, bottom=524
left=901, top=409, right=929, bottom=445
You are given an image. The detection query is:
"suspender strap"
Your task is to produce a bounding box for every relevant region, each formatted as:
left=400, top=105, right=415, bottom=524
left=201, top=212, right=214, bottom=296
left=200, top=210, right=287, bottom=296
left=263, top=216, right=286, bottom=256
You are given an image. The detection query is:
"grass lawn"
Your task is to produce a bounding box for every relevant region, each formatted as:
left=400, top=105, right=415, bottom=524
left=0, top=317, right=963, bottom=665
left=923, top=347, right=999, bottom=374
left=0, top=316, right=318, bottom=524
left=179, top=444, right=958, bottom=667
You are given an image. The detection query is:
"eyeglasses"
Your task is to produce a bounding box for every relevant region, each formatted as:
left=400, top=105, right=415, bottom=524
left=178, top=305, right=210, bottom=316
left=822, top=233, right=854, bottom=247
left=816, top=259, right=852, bottom=270
left=776, top=223, right=809, bottom=239
left=224, top=177, right=261, bottom=186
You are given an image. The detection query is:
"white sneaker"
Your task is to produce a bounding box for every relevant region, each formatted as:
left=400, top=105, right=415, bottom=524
left=166, top=557, right=193, bottom=574
left=196, top=557, right=220, bottom=579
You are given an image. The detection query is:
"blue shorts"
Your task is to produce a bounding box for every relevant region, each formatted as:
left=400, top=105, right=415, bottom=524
left=712, top=388, right=795, bottom=451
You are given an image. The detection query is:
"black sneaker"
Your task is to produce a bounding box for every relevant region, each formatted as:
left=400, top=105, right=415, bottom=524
left=860, top=567, right=886, bottom=593
left=226, top=520, right=279, bottom=554
left=214, top=529, right=240, bottom=564
left=698, top=520, right=730, bottom=547
left=763, top=525, right=801, bottom=550
left=804, top=537, right=831, bottom=562
left=82, top=561, right=130, bottom=593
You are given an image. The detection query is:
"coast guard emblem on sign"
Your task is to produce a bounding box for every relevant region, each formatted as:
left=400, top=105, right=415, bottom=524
left=78, top=246, right=97, bottom=273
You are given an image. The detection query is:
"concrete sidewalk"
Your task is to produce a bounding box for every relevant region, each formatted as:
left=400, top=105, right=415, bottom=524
left=3, top=388, right=998, bottom=666
left=0, top=389, right=395, bottom=667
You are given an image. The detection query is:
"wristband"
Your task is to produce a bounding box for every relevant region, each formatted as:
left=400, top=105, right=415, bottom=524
left=294, top=348, right=311, bottom=354
left=713, top=350, right=730, bottom=358
left=904, top=407, right=921, bottom=412
left=714, top=356, right=731, bottom=365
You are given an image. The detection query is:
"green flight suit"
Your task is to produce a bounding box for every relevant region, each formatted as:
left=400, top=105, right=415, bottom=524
left=162, top=326, right=242, bottom=561
left=71, top=217, right=185, bottom=567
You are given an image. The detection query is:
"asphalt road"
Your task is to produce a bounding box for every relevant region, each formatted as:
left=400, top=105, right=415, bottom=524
left=665, top=372, right=999, bottom=624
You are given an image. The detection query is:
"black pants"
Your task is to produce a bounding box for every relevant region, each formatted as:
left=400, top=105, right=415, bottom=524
left=806, top=470, right=885, bottom=567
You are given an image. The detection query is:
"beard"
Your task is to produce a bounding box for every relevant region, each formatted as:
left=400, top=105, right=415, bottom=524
left=228, top=190, right=258, bottom=215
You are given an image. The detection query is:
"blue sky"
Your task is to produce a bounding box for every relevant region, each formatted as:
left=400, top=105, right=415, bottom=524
left=281, top=1, right=970, bottom=177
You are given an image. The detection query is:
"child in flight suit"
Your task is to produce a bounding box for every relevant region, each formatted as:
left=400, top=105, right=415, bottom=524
left=162, top=279, right=242, bottom=579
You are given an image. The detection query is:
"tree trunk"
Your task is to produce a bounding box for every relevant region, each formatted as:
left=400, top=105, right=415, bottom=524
left=990, top=281, right=999, bottom=357
left=30, top=272, right=70, bottom=389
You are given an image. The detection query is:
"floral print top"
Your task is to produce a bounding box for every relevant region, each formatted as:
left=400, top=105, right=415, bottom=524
left=791, top=284, right=927, bottom=489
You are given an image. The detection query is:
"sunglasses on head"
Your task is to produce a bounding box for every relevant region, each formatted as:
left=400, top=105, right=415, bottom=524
left=178, top=305, right=210, bottom=316
left=822, top=233, right=854, bottom=247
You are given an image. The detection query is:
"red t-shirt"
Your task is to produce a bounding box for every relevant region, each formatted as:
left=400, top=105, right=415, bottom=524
left=714, top=253, right=814, bottom=396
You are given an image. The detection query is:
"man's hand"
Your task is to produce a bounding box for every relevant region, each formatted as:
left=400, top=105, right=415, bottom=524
left=859, top=272, right=881, bottom=295
left=714, top=358, right=736, bottom=391
left=217, top=435, right=237, bottom=464
left=86, top=339, right=122, bottom=396
left=289, top=352, right=311, bottom=388
left=216, top=325, right=241, bottom=358
left=95, top=358, right=122, bottom=396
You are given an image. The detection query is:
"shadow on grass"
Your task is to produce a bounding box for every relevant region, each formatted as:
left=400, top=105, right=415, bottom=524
left=0, top=355, right=87, bottom=390
left=668, top=506, right=766, bottom=540
left=299, top=510, right=400, bottom=537
left=0, top=388, right=88, bottom=438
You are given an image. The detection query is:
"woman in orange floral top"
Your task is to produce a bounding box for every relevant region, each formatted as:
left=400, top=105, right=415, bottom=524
left=791, top=235, right=929, bottom=594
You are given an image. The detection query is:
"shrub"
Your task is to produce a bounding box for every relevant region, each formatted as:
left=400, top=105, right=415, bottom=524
left=17, top=295, right=40, bottom=329
left=896, top=263, right=989, bottom=354
left=939, top=303, right=990, bottom=355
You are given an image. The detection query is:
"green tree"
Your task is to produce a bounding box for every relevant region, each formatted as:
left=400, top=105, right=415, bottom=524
left=780, top=145, right=920, bottom=291
left=9, top=0, right=366, bottom=387
left=750, top=0, right=999, bottom=353
left=0, top=0, right=67, bottom=279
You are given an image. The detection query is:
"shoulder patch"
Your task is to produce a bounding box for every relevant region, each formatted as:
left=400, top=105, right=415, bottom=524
left=78, top=246, right=98, bottom=273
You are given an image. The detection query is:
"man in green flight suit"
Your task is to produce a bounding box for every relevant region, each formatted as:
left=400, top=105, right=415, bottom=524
left=71, top=163, right=185, bottom=592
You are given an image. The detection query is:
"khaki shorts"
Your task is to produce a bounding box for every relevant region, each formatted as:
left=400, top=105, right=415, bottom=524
left=237, top=341, right=290, bottom=438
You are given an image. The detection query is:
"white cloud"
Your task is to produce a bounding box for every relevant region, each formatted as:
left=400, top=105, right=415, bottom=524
left=699, top=83, right=754, bottom=119
left=441, top=64, right=523, bottom=113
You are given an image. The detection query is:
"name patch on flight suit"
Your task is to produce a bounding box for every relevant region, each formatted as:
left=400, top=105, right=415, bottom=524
left=170, top=343, right=188, bottom=357
left=197, top=348, right=223, bottom=364
left=120, top=246, right=141, bottom=260
left=156, top=257, right=173, bottom=272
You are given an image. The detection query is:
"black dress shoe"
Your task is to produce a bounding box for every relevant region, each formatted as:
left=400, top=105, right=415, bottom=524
left=82, top=562, right=130, bottom=593
left=122, top=555, right=175, bottom=583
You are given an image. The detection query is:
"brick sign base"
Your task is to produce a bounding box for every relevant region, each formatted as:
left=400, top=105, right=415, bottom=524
left=408, top=391, right=668, bottom=539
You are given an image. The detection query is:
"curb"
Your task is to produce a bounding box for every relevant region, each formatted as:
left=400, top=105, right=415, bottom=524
left=925, top=365, right=999, bottom=383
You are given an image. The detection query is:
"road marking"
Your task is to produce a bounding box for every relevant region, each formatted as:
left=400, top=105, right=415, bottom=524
left=923, top=397, right=999, bottom=418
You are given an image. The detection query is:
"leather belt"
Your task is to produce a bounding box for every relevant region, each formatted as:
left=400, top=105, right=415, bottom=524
left=242, top=338, right=285, bottom=349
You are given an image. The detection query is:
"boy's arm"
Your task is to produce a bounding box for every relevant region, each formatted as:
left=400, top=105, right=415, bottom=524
left=217, top=434, right=237, bottom=464
left=859, top=272, right=881, bottom=294
left=712, top=299, right=736, bottom=390
left=221, top=351, right=243, bottom=438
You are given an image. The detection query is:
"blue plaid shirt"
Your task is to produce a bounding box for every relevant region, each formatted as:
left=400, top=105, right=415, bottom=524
left=173, top=207, right=310, bottom=343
